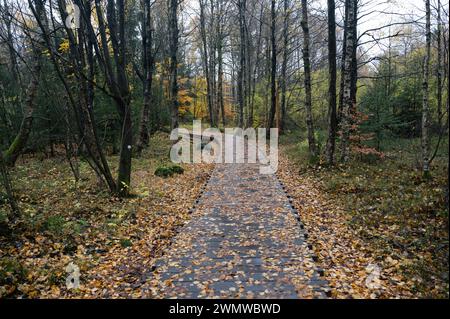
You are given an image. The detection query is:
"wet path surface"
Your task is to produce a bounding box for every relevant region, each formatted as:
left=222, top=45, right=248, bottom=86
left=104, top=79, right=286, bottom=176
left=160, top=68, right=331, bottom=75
left=142, top=152, right=329, bottom=298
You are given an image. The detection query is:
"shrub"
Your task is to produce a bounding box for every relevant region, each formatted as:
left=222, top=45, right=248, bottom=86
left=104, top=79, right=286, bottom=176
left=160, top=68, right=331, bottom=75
left=42, top=215, right=65, bottom=235
left=154, top=166, right=174, bottom=178
left=154, top=165, right=184, bottom=177
left=169, top=165, right=184, bottom=174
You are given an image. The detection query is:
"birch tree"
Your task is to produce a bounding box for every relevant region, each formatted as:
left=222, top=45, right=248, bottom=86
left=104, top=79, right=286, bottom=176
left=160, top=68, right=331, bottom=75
left=339, top=0, right=357, bottom=162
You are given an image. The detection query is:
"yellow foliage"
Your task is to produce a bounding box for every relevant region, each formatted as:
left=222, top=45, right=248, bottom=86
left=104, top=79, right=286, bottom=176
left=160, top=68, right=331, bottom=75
left=58, top=39, right=70, bottom=53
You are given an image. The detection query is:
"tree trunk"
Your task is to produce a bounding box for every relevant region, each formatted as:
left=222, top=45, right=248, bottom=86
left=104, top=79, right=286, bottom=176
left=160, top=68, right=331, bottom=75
left=250, top=5, right=264, bottom=129
left=350, top=1, right=358, bottom=108
left=300, top=0, right=318, bottom=158
left=338, top=0, right=349, bottom=122
left=169, top=0, right=179, bottom=130
left=422, top=0, right=431, bottom=177
left=137, top=0, right=154, bottom=154
left=325, top=0, right=337, bottom=164
left=436, top=0, right=443, bottom=129
left=268, top=0, right=277, bottom=129
left=279, top=0, right=289, bottom=133
left=216, top=0, right=225, bottom=127
left=199, top=0, right=214, bottom=126
left=209, top=0, right=218, bottom=126
left=245, top=17, right=252, bottom=127
left=339, top=0, right=356, bottom=162
left=237, top=0, right=246, bottom=127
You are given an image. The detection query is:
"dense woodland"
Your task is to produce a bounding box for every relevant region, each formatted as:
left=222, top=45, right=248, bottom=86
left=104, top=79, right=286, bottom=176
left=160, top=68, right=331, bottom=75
left=0, top=0, right=449, bottom=299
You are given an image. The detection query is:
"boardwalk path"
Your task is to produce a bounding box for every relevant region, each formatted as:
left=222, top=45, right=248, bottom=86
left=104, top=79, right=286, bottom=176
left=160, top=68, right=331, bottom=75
left=142, top=137, right=328, bottom=298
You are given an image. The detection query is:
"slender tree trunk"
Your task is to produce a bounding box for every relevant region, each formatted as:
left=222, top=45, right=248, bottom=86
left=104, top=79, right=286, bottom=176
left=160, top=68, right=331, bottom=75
left=250, top=5, right=264, bottom=129
left=245, top=19, right=252, bottom=127
left=325, top=0, right=337, bottom=164
left=265, top=26, right=271, bottom=127
left=199, top=0, right=214, bottom=126
left=338, top=0, right=349, bottom=122
left=237, top=0, right=246, bottom=127
left=216, top=1, right=225, bottom=127
left=300, top=0, right=318, bottom=158
left=137, top=0, right=154, bottom=154
left=209, top=0, right=218, bottom=126
left=436, top=0, right=443, bottom=129
left=169, top=0, right=179, bottom=130
left=279, top=0, right=289, bottom=133
left=339, top=0, right=356, bottom=162
left=101, top=0, right=133, bottom=195
left=268, top=0, right=277, bottom=129
left=422, top=0, right=431, bottom=177
left=350, top=1, right=358, bottom=108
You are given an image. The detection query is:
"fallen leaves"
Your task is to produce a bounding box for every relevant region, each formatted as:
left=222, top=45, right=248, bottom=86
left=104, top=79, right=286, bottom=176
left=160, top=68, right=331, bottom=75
left=277, top=148, right=448, bottom=299
left=0, top=133, right=213, bottom=299
left=142, top=161, right=327, bottom=299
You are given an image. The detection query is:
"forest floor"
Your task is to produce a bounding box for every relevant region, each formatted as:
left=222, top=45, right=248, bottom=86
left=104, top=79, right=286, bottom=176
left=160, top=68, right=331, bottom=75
left=0, top=131, right=448, bottom=299
left=278, top=132, right=449, bottom=298
left=0, top=132, right=212, bottom=298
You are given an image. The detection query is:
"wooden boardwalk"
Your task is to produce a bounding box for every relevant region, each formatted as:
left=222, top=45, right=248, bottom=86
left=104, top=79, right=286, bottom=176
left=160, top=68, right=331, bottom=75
left=142, top=152, right=329, bottom=298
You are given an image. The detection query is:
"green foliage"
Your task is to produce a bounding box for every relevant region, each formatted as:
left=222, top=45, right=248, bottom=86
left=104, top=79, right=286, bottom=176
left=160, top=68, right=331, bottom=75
left=359, top=46, right=446, bottom=141
left=154, top=166, right=174, bottom=178
left=154, top=164, right=184, bottom=178
left=42, top=215, right=65, bottom=235
left=120, top=238, right=133, bottom=248
left=170, top=165, right=184, bottom=174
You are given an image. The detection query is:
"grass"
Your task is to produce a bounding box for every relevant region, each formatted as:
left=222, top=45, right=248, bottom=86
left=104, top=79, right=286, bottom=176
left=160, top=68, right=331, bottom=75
left=281, top=131, right=449, bottom=298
